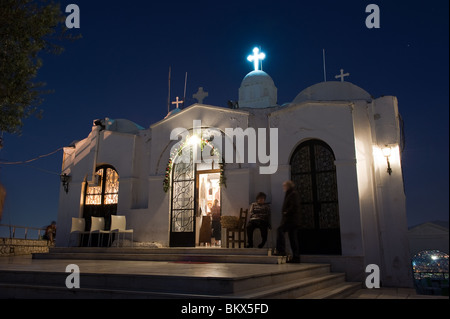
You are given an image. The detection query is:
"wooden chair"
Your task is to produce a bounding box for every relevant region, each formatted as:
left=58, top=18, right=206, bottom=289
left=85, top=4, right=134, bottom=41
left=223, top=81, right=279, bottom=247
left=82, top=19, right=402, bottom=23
left=226, top=208, right=248, bottom=248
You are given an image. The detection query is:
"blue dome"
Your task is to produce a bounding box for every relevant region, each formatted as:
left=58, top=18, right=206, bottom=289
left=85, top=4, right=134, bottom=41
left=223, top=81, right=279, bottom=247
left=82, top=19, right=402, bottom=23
left=164, top=107, right=182, bottom=119
left=105, top=118, right=144, bottom=134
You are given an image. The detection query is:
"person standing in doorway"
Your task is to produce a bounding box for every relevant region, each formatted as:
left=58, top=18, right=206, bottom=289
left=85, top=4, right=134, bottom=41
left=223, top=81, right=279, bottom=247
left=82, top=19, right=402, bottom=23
left=199, top=210, right=211, bottom=246
left=246, top=192, right=271, bottom=248
left=211, top=199, right=221, bottom=247
left=275, top=181, right=301, bottom=263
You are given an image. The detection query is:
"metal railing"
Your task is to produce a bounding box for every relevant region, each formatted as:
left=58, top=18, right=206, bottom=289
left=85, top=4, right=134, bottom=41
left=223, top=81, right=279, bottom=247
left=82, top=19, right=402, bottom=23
left=0, top=224, right=46, bottom=240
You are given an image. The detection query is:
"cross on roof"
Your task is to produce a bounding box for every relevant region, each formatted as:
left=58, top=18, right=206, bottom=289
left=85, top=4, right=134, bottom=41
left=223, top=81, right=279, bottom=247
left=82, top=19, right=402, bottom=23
left=193, top=87, right=208, bottom=104
left=172, top=96, right=183, bottom=109
left=247, top=47, right=266, bottom=71
left=335, top=69, right=350, bottom=82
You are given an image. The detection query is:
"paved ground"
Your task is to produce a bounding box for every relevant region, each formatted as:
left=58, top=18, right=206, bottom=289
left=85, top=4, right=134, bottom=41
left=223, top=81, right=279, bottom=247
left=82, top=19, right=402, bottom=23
left=347, top=287, right=447, bottom=299
left=0, top=255, right=447, bottom=299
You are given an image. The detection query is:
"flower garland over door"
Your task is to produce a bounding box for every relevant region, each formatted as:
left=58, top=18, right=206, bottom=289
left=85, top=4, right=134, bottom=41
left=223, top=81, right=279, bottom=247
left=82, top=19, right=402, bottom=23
left=163, top=137, right=226, bottom=193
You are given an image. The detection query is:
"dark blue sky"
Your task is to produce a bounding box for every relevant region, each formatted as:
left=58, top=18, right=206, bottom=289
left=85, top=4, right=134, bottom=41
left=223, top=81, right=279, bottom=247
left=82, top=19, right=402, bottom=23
left=0, top=0, right=448, bottom=231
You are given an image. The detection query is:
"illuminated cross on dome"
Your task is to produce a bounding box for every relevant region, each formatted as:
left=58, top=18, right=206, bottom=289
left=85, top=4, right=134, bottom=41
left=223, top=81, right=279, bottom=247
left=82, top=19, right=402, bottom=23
left=335, top=69, right=350, bottom=82
left=247, top=47, right=266, bottom=71
left=172, top=96, right=183, bottom=109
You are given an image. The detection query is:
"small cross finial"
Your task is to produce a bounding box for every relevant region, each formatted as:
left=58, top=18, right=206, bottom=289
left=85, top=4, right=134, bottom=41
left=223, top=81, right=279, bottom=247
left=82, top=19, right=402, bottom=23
left=335, top=69, right=350, bottom=82
left=193, top=87, right=208, bottom=104
left=172, top=96, right=183, bottom=109
left=247, top=47, right=266, bottom=71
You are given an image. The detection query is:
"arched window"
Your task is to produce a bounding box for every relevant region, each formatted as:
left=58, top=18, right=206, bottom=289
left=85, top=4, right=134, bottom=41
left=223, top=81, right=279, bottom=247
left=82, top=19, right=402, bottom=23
left=85, top=166, right=119, bottom=206
left=82, top=165, right=119, bottom=245
left=290, top=140, right=341, bottom=254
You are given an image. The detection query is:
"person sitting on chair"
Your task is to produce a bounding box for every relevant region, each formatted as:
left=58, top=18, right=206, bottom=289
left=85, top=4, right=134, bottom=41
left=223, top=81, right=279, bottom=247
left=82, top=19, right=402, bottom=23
left=246, top=192, right=271, bottom=248
left=43, top=221, right=57, bottom=245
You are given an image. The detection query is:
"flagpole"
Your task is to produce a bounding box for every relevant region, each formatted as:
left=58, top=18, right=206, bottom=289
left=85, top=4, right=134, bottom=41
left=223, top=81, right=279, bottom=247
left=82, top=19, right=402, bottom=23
left=167, top=66, right=171, bottom=114
left=183, top=72, right=188, bottom=108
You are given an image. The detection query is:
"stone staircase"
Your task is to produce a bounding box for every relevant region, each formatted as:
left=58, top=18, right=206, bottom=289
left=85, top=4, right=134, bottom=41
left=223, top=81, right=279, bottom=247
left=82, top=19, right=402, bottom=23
left=33, top=247, right=286, bottom=264
left=0, top=248, right=362, bottom=299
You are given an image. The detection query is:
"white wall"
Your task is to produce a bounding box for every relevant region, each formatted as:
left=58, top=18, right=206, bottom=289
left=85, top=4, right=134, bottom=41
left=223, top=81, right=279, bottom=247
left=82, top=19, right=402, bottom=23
left=370, top=96, right=412, bottom=287
left=56, top=129, right=97, bottom=247
left=128, top=175, right=169, bottom=245
left=352, top=100, right=383, bottom=268
left=270, top=101, right=365, bottom=256
left=56, top=127, right=148, bottom=247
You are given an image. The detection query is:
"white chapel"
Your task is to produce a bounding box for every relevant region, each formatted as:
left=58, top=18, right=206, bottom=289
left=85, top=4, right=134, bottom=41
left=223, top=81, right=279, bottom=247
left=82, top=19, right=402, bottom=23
left=56, top=48, right=412, bottom=287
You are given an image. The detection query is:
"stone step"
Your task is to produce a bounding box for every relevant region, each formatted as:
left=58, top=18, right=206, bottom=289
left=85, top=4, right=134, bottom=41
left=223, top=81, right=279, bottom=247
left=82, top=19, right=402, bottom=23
left=3, top=248, right=363, bottom=299
left=44, top=247, right=272, bottom=256
left=33, top=247, right=282, bottom=264
left=33, top=252, right=284, bottom=264
left=0, top=273, right=352, bottom=299
left=0, top=268, right=348, bottom=299
left=0, top=283, right=218, bottom=299
left=232, top=273, right=347, bottom=299
left=297, top=282, right=363, bottom=299
left=0, top=263, right=332, bottom=296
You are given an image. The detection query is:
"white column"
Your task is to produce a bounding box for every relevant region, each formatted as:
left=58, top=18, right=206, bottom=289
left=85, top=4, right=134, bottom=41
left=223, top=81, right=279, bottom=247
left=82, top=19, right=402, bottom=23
left=334, top=159, right=365, bottom=256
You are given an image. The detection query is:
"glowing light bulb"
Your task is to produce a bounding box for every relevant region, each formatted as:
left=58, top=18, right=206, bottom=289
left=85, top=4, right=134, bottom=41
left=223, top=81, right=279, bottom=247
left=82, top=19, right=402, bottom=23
left=382, top=146, right=391, bottom=158
left=188, top=135, right=201, bottom=146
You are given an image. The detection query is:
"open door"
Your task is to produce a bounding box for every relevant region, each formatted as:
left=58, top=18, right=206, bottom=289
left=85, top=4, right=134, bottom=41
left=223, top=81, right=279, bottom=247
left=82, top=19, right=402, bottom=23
left=170, top=158, right=196, bottom=247
left=196, top=170, right=221, bottom=246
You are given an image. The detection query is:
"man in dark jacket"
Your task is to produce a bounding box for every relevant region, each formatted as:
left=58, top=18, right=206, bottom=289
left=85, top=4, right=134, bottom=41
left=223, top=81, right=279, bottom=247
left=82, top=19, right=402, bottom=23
left=275, top=180, right=301, bottom=263
left=246, top=192, right=271, bottom=248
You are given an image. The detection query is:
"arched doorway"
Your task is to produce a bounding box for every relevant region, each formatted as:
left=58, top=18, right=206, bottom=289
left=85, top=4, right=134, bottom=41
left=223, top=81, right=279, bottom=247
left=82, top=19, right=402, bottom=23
left=82, top=165, right=119, bottom=246
left=169, top=140, right=222, bottom=247
left=290, top=140, right=341, bottom=254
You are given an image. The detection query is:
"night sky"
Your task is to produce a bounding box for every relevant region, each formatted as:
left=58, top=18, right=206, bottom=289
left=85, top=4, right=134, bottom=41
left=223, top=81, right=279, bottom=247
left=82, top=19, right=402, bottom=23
left=0, top=0, right=448, bottom=232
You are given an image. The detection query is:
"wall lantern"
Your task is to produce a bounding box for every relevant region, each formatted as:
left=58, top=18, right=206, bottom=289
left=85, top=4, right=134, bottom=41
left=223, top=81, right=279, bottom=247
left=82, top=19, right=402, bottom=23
left=381, top=146, right=392, bottom=176
left=60, top=173, right=72, bottom=193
